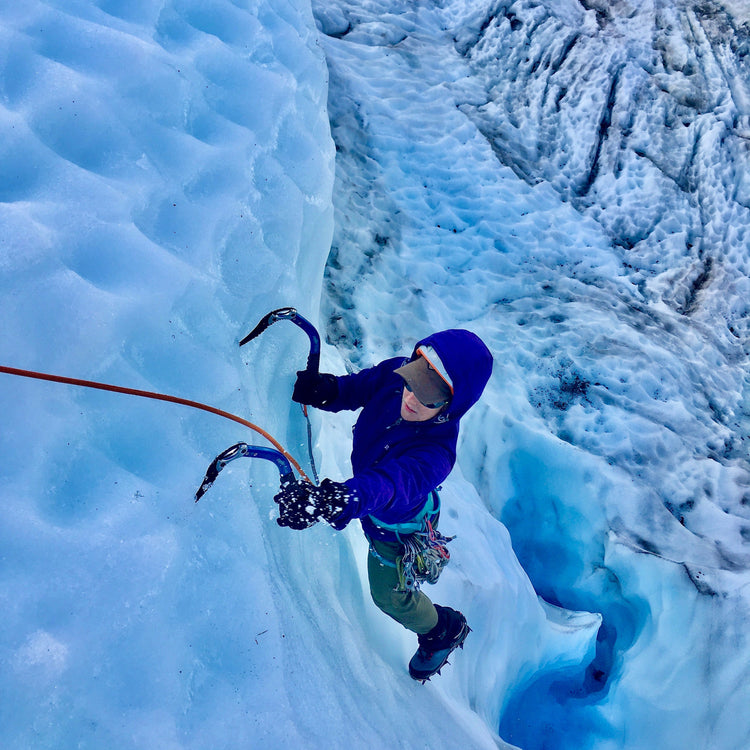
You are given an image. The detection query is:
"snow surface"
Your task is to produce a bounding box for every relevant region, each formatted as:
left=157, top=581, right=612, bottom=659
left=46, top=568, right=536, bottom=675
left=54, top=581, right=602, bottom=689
left=1, top=1, right=749, bottom=749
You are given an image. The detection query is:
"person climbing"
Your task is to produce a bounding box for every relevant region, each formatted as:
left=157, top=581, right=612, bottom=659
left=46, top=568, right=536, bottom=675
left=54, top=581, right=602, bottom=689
left=273, top=328, right=493, bottom=681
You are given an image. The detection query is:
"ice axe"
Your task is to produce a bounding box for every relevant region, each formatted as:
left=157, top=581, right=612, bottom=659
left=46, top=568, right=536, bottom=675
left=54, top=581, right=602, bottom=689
left=239, top=306, right=322, bottom=483
left=239, top=307, right=321, bottom=375
left=194, top=442, right=296, bottom=502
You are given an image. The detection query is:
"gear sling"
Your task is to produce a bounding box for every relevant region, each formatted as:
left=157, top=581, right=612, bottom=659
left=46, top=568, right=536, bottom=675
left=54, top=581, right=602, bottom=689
left=366, top=490, right=454, bottom=592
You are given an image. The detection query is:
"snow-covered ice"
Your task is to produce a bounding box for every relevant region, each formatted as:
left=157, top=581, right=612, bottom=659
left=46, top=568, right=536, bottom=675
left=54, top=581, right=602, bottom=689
left=1, top=1, right=749, bottom=749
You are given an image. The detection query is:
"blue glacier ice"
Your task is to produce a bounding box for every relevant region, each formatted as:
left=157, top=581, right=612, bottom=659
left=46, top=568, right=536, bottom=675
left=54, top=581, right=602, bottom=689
left=1, top=1, right=749, bottom=748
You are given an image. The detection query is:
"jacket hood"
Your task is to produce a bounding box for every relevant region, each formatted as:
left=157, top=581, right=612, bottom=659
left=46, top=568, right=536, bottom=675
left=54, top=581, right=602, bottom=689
left=409, top=329, right=493, bottom=420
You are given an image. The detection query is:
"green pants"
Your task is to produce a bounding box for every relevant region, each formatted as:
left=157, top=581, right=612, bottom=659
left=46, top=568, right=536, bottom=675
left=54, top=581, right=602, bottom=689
left=367, top=537, right=439, bottom=634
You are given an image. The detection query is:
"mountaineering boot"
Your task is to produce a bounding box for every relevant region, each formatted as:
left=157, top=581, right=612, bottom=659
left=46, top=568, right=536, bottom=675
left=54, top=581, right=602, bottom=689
left=409, top=605, right=470, bottom=683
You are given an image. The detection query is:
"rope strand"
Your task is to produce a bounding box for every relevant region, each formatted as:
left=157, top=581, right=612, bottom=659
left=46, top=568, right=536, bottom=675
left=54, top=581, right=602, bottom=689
left=0, top=364, right=310, bottom=483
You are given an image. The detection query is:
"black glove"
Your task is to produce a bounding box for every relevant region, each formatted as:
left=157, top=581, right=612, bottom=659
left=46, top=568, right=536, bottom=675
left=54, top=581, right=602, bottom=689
left=274, top=478, right=352, bottom=530
left=292, top=370, right=338, bottom=407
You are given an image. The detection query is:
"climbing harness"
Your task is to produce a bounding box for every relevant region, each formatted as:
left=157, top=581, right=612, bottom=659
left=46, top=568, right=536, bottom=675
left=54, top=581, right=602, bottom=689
left=194, top=442, right=295, bottom=502
left=368, top=491, right=455, bottom=592
left=239, top=307, right=322, bottom=484
left=367, top=489, right=441, bottom=539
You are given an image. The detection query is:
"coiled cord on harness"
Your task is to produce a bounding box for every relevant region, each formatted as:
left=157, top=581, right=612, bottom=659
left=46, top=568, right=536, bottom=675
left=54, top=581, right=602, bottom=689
left=397, top=518, right=454, bottom=591
left=369, top=514, right=454, bottom=592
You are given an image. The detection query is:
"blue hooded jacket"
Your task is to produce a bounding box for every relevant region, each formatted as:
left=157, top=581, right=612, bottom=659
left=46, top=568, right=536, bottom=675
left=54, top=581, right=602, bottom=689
left=320, top=329, right=493, bottom=540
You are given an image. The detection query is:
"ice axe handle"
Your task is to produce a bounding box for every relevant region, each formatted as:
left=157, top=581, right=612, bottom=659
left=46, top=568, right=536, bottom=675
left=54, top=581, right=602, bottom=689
left=293, top=313, right=320, bottom=374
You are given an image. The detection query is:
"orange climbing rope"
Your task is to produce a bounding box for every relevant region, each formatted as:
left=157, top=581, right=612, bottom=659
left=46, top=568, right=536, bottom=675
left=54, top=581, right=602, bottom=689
left=0, top=364, right=311, bottom=483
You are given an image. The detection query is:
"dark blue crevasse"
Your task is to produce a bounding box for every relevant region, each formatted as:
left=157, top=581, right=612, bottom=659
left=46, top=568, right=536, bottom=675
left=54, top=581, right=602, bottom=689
left=496, top=453, right=649, bottom=750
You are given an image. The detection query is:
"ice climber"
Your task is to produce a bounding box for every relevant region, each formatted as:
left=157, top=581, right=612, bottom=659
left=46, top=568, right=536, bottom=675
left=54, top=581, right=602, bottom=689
left=273, top=329, right=493, bottom=681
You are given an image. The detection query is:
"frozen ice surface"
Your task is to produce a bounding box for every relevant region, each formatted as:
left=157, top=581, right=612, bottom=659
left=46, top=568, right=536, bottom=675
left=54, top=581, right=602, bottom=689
left=1, top=0, right=749, bottom=749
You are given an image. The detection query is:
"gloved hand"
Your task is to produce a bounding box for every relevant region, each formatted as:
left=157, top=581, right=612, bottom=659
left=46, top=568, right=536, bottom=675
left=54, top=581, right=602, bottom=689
left=291, top=370, right=339, bottom=408
left=274, top=478, right=352, bottom=530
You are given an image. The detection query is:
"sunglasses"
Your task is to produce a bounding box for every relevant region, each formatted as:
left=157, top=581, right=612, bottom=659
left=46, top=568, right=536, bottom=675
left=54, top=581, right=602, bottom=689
left=403, top=381, right=451, bottom=410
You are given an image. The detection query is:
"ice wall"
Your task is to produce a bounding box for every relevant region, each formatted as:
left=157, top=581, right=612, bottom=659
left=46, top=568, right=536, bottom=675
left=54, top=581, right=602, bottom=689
left=0, top=0, right=336, bottom=746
